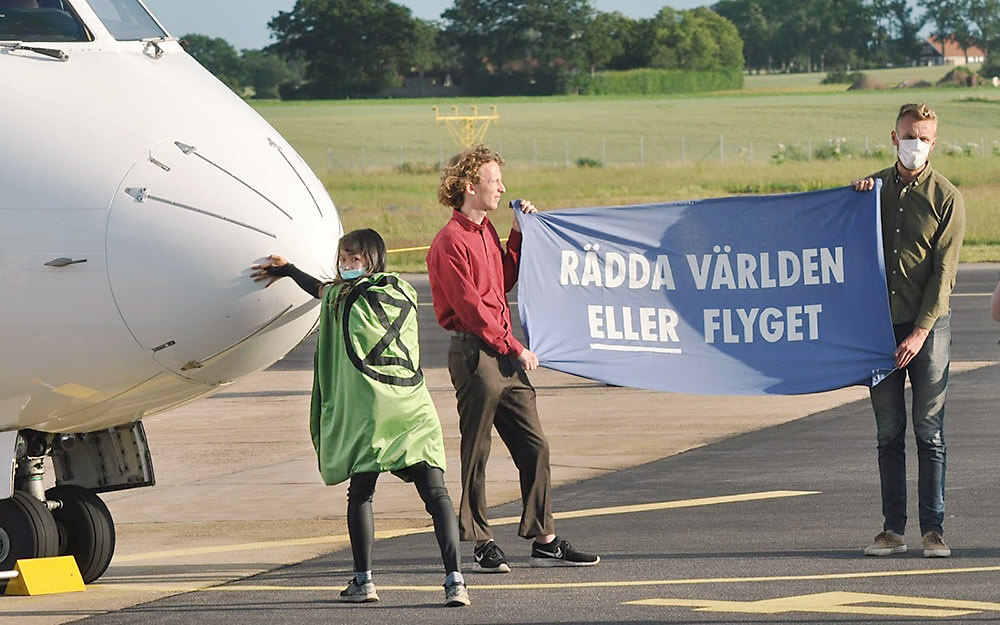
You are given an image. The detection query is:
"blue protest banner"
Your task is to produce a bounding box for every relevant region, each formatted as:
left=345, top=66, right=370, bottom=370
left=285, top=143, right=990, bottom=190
left=514, top=184, right=896, bottom=395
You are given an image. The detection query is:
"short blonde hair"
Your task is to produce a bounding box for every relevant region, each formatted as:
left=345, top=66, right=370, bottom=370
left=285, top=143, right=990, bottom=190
left=896, top=103, right=937, bottom=127
left=437, top=144, right=505, bottom=211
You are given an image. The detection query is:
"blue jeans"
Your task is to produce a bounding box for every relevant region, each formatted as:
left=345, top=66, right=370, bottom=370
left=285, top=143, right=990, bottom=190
left=868, top=314, right=950, bottom=536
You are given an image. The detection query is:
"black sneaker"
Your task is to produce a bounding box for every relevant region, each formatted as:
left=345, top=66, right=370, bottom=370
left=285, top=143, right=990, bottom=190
left=529, top=537, right=600, bottom=567
left=473, top=540, right=511, bottom=573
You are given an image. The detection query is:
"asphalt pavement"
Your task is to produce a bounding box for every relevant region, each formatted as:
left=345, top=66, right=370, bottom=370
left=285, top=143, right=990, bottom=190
left=79, top=362, right=1000, bottom=624
left=7, top=264, right=1000, bottom=625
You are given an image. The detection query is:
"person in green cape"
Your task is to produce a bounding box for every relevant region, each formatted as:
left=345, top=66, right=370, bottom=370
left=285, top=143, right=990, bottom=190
left=251, top=228, right=469, bottom=607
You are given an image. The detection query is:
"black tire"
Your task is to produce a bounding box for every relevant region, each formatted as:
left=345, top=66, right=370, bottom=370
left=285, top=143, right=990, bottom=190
left=46, top=485, right=115, bottom=583
left=0, top=492, right=60, bottom=574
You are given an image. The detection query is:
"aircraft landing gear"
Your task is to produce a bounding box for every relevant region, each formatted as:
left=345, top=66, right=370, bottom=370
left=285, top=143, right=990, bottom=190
left=0, top=488, right=115, bottom=584
left=1, top=430, right=117, bottom=584
left=46, top=485, right=115, bottom=583
left=0, top=424, right=152, bottom=584
left=0, top=491, right=60, bottom=575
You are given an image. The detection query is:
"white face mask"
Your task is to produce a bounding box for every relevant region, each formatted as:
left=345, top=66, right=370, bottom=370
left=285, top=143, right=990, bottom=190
left=896, top=138, right=932, bottom=170
left=340, top=267, right=367, bottom=280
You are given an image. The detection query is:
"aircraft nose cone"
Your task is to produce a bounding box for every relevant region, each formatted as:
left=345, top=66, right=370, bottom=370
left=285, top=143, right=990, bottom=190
left=106, top=127, right=341, bottom=383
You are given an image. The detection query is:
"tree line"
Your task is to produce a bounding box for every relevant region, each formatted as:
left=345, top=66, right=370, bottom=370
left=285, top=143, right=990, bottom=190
left=714, top=0, right=1000, bottom=73
left=182, top=0, right=997, bottom=100
left=183, top=0, right=743, bottom=99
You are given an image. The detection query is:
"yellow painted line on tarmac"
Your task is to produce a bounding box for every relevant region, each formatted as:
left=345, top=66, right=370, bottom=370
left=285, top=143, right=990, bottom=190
left=386, top=238, right=507, bottom=255
left=115, top=490, right=816, bottom=564
left=113, top=527, right=428, bottom=563
left=496, top=490, right=820, bottom=523
left=386, top=244, right=430, bottom=254
left=385, top=237, right=507, bottom=254
left=628, top=591, right=1000, bottom=618
left=102, top=565, right=1000, bottom=594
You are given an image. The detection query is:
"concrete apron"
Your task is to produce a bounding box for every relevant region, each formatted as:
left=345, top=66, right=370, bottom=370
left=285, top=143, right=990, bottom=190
left=5, top=362, right=992, bottom=625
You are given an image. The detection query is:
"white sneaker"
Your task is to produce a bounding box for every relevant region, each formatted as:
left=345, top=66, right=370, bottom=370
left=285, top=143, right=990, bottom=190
left=444, top=581, right=471, bottom=607
left=338, top=578, right=379, bottom=603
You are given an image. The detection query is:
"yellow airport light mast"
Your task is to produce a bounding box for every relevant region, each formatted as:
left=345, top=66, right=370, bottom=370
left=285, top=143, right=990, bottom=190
left=433, top=105, right=499, bottom=147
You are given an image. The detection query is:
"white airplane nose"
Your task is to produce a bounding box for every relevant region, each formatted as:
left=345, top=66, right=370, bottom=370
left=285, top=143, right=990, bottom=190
left=107, top=127, right=341, bottom=385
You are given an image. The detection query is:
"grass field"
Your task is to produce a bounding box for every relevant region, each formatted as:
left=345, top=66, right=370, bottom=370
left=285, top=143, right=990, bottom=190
left=742, top=64, right=986, bottom=91
left=252, top=67, right=1000, bottom=272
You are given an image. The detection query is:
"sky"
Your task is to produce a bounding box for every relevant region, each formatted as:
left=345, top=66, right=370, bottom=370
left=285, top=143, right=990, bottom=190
left=142, top=0, right=707, bottom=51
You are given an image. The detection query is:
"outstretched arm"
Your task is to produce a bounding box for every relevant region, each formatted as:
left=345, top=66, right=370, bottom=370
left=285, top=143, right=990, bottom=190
left=251, top=255, right=323, bottom=298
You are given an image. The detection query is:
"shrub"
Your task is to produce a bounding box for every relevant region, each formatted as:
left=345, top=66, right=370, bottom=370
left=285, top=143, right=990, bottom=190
left=813, top=137, right=853, bottom=160
left=575, top=68, right=743, bottom=95
left=576, top=157, right=602, bottom=168
left=940, top=141, right=980, bottom=157
left=397, top=162, right=439, bottom=174
left=724, top=181, right=828, bottom=194
left=772, top=143, right=809, bottom=164
left=978, top=60, right=1000, bottom=81
left=822, top=70, right=865, bottom=84
left=464, top=67, right=575, bottom=96
left=868, top=144, right=889, bottom=159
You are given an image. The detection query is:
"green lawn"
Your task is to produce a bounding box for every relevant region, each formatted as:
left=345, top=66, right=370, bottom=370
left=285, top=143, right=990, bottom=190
left=252, top=78, right=1000, bottom=271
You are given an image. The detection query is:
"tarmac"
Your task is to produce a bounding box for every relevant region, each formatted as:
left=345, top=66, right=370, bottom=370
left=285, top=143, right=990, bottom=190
left=3, top=265, right=999, bottom=624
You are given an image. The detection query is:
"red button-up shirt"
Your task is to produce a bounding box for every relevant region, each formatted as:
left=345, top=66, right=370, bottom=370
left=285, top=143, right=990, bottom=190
left=427, top=210, right=524, bottom=357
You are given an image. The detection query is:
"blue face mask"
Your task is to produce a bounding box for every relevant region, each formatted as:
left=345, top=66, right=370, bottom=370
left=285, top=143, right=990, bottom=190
left=340, top=267, right=367, bottom=280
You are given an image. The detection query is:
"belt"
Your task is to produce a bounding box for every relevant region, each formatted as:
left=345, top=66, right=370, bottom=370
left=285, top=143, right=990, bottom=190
left=451, top=331, right=505, bottom=359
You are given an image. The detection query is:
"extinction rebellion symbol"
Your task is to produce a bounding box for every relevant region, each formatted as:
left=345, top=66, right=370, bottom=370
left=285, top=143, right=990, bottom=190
left=342, top=275, right=424, bottom=387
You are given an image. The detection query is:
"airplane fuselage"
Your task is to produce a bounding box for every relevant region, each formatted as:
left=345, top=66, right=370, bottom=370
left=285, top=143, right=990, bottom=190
left=0, top=1, right=340, bottom=435
left=0, top=0, right=341, bottom=581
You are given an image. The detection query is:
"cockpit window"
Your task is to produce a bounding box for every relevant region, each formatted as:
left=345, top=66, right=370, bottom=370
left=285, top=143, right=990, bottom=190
left=0, top=0, right=90, bottom=42
left=88, top=0, right=164, bottom=40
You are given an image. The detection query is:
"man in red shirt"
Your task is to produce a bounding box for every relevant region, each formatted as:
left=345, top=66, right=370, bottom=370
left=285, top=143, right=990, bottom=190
left=427, top=144, right=600, bottom=573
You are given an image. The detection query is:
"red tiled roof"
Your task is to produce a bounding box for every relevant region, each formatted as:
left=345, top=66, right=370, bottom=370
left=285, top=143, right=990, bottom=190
left=926, top=35, right=985, bottom=58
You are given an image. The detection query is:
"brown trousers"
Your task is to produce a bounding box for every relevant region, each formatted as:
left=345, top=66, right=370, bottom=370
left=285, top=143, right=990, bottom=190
left=447, top=333, right=554, bottom=542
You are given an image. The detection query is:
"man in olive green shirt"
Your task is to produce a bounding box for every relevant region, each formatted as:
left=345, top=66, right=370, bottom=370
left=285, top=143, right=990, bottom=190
left=852, top=103, right=965, bottom=559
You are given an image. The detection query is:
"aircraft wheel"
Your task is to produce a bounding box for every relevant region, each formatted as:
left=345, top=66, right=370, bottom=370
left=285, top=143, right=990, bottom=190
left=0, top=491, right=60, bottom=574
left=46, top=485, right=116, bottom=583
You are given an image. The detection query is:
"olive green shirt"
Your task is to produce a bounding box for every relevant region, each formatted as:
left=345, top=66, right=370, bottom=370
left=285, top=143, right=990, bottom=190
left=874, top=162, right=965, bottom=329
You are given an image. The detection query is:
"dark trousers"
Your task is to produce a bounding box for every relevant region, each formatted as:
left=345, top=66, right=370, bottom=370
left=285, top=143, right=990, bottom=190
left=346, top=463, right=461, bottom=573
left=447, top=333, right=554, bottom=542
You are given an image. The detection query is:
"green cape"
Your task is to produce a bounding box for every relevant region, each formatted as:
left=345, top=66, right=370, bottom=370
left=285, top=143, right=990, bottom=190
left=310, top=273, right=446, bottom=485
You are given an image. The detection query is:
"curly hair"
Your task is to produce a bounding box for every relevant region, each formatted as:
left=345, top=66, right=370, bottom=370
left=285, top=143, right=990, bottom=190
left=437, top=144, right=505, bottom=210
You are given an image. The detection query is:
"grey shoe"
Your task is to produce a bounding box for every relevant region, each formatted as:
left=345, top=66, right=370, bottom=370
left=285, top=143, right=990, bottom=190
left=338, top=578, right=379, bottom=603
left=444, top=581, right=471, bottom=607
left=922, top=531, right=951, bottom=558
left=864, top=530, right=906, bottom=556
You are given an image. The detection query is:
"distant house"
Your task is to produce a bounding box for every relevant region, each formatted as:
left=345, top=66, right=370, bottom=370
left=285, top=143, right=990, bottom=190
left=920, top=36, right=986, bottom=66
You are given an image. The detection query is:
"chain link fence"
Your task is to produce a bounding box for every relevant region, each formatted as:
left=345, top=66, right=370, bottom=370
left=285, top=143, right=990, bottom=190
left=321, top=134, right=1000, bottom=174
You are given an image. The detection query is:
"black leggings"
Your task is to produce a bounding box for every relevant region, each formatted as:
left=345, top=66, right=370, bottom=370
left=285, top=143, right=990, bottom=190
left=347, top=463, right=461, bottom=574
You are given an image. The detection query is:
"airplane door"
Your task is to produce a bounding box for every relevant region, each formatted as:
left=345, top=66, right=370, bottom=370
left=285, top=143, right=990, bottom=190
left=106, top=129, right=334, bottom=384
